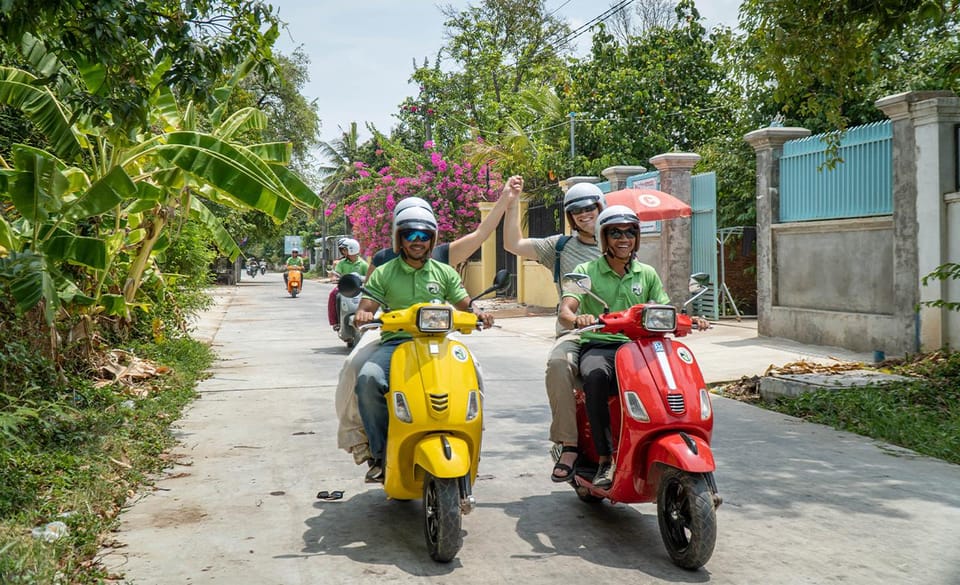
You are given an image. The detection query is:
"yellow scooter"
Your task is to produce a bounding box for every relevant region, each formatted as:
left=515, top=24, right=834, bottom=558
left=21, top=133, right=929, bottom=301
left=337, top=269, right=510, bottom=562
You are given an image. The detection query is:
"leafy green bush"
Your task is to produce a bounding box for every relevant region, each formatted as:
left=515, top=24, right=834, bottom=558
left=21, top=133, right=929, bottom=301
left=770, top=351, right=960, bottom=465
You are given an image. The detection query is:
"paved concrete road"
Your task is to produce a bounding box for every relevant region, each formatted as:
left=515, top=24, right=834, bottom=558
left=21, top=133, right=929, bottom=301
left=102, top=275, right=960, bottom=585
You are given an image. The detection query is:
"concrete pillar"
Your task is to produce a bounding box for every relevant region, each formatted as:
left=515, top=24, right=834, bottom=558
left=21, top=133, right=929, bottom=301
left=649, top=153, right=700, bottom=309
left=876, top=90, right=959, bottom=351
left=601, top=165, right=647, bottom=190
left=560, top=176, right=602, bottom=193
left=743, top=127, right=811, bottom=334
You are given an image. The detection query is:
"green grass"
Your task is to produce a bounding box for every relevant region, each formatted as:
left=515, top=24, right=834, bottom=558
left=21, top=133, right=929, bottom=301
left=0, top=337, right=214, bottom=584
left=763, top=351, right=960, bottom=465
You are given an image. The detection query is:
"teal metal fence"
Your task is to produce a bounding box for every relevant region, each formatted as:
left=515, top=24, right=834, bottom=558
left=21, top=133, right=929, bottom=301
left=780, top=120, right=893, bottom=222
left=691, top=172, right=718, bottom=319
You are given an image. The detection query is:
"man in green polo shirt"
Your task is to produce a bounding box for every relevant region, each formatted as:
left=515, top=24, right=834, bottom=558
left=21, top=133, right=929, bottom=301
left=558, top=204, right=707, bottom=489
left=353, top=205, right=494, bottom=483
left=283, top=248, right=306, bottom=289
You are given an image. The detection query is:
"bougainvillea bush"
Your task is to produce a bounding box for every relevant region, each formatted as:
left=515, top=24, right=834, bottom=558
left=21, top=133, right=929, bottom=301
left=342, top=142, right=501, bottom=257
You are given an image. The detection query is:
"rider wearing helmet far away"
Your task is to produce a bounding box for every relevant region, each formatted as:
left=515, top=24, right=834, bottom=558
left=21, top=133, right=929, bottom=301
left=328, top=238, right=368, bottom=330
left=284, top=248, right=306, bottom=288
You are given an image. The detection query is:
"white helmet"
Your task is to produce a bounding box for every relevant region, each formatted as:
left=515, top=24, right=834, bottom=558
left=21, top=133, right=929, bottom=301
left=562, top=182, right=605, bottom=230
left=392, top=206, right=438, bottom=253
left=393, top=196, right=432, bottom=218
left=595, top=204, right=641, bottom=255
left=291, top=247, right=299, bottom=254
left=341, top=238, right=360, bottom=255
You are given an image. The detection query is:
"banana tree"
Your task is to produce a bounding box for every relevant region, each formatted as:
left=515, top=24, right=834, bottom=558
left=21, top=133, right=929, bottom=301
left=0, top=52, right=321, bottom=328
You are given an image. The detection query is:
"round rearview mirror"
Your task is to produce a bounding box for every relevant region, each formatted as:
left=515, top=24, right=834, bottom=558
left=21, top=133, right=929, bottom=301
left=338, top=273, right=364, bottom=298
left=689, top=272, right=710, bottom=292
left=561, top=273, right=592, bottom=295
left=493, top=269, right=510, bottom=292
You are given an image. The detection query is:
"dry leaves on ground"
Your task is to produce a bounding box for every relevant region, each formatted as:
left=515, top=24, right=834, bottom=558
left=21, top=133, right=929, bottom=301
left=717, top=359, right=867, bottom=401
left=94, top=349, right=171, bottom=396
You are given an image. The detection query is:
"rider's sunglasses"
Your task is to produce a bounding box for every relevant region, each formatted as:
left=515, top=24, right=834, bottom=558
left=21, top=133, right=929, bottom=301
left=401, top=230, right=432, bottom=243
left=608, top=227, right=639, bottom=240
left=569, top=204, right=598, bottom=216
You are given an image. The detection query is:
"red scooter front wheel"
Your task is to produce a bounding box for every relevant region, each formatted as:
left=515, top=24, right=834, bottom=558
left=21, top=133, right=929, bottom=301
left=656, top=467, right=717, bottom=570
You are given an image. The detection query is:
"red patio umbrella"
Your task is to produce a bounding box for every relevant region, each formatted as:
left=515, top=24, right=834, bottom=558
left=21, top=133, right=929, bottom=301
left=603, top=188, right=692, bottom=221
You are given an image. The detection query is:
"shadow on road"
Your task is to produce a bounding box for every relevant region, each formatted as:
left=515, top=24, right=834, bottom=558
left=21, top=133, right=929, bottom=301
left=478, top=493, right=711, bottom=582
left=283, top=489, right=461, bottom=576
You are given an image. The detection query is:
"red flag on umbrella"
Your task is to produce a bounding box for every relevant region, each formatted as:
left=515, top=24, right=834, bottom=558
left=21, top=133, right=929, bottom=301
left=604, top=188, right=692, bottom=221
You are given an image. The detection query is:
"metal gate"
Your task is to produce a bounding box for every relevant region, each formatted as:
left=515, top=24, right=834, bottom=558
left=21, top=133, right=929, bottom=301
left=690, top=172, right=718, bottom=319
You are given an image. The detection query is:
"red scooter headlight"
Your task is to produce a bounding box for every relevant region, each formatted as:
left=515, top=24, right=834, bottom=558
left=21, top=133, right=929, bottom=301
left=699, top=388, right=713, bottom=420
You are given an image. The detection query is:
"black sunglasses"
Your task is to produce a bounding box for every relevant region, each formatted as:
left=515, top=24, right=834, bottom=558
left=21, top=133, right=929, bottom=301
left=569, top=204, right=598, bottom=215
left=607, top=227, right=639, bottom=239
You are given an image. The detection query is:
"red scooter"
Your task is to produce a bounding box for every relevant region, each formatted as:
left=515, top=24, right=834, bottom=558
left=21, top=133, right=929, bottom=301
left=556, top=273, right=722, bottom=570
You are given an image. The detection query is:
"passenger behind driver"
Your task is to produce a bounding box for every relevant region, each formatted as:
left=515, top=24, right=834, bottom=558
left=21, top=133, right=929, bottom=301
left=502, top=179, right=605, bottom=482
left=352, top=206, right=494, bottom=482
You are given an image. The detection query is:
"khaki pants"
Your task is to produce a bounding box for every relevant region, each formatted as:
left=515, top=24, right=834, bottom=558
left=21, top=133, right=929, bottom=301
left=335, top=331, right=378, bottom=461
left=545, top=333, right=581, bottom=444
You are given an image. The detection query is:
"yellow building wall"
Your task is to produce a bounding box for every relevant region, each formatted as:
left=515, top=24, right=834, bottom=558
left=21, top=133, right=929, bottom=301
left=459, top=199, right=562, bottom=310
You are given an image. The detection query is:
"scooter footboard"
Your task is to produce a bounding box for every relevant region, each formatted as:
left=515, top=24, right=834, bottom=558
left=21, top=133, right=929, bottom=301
left=413, top=434, right=474, bottom=479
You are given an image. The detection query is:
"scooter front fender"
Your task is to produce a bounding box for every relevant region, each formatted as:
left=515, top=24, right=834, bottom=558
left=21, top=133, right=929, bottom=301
left=646, top=433, right=715, bottom=475
left=413, top=434, right=473, bottom=479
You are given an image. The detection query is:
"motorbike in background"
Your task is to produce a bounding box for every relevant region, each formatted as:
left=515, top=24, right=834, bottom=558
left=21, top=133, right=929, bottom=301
left=338, top=269, right=510, bottom=563
left=286, top=266, right=302, bottom=297
left=246, top=260, right=259, bottom=278
left=555, top=272, right=721, bottom=570
left=334, top=272, right=364, bottom=348
left=260, top=262, right=267, bottom=275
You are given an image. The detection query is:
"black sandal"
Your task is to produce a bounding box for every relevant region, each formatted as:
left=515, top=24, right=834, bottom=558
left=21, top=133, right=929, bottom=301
left=551, top=445, right=578, bottom=483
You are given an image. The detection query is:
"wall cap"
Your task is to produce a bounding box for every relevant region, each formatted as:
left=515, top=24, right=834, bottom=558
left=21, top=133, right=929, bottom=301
left=649, top=152, right=701, bottom=171
left=875, top=90, right=957, bottom=120
left=560, top=176, right=601, bottom=193
left=744, top=127, right=811, bottom=151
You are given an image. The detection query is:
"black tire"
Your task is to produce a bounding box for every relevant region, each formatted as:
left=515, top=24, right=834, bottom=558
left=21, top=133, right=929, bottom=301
left=291, top=287, right=299, bottom=298
left=656, top=468, right=717, bottom=570
left=422, top=474, right=462, bottom=562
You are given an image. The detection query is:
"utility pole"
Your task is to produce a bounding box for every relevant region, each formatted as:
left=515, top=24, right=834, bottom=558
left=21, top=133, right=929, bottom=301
left=569, top=111, right=576, bottom=164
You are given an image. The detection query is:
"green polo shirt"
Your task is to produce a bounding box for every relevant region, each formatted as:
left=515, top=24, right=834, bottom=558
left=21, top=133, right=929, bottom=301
left=564, top=257, right=669, bottom=344
left=334, top=257, right=368, bottom=277
left=285, top=255, right=305, bottom=268
left=364, top=257, right=468, bottom=342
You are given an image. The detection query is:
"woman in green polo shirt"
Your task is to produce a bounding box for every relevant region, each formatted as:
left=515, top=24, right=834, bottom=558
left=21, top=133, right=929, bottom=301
left=557, top=205, right=669, bottom=488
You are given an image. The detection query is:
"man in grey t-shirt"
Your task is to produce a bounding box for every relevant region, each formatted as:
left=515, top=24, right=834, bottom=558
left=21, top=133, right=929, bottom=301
left=503, top=178, right=604, bottom=483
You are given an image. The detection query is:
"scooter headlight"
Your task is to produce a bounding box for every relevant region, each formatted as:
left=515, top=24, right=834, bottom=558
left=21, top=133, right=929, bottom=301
left=393, top=392, right=412, bottom=423
left=465, top=390, right=481, bottom=421
left=417, top=307, right=452, bottom=332
left=642, top=305, right=676, bottom=332
left=699, top=388, right=713, bottom=420
left=624, top=391, right=650, bottom=422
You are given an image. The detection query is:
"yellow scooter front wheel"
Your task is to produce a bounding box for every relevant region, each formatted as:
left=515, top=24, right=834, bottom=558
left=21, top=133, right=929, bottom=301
left=423, top=473, right=462, bottom=562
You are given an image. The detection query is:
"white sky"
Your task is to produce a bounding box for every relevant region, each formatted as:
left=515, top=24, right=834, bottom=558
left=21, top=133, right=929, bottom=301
left=271, top=1, right=741, bottom=153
